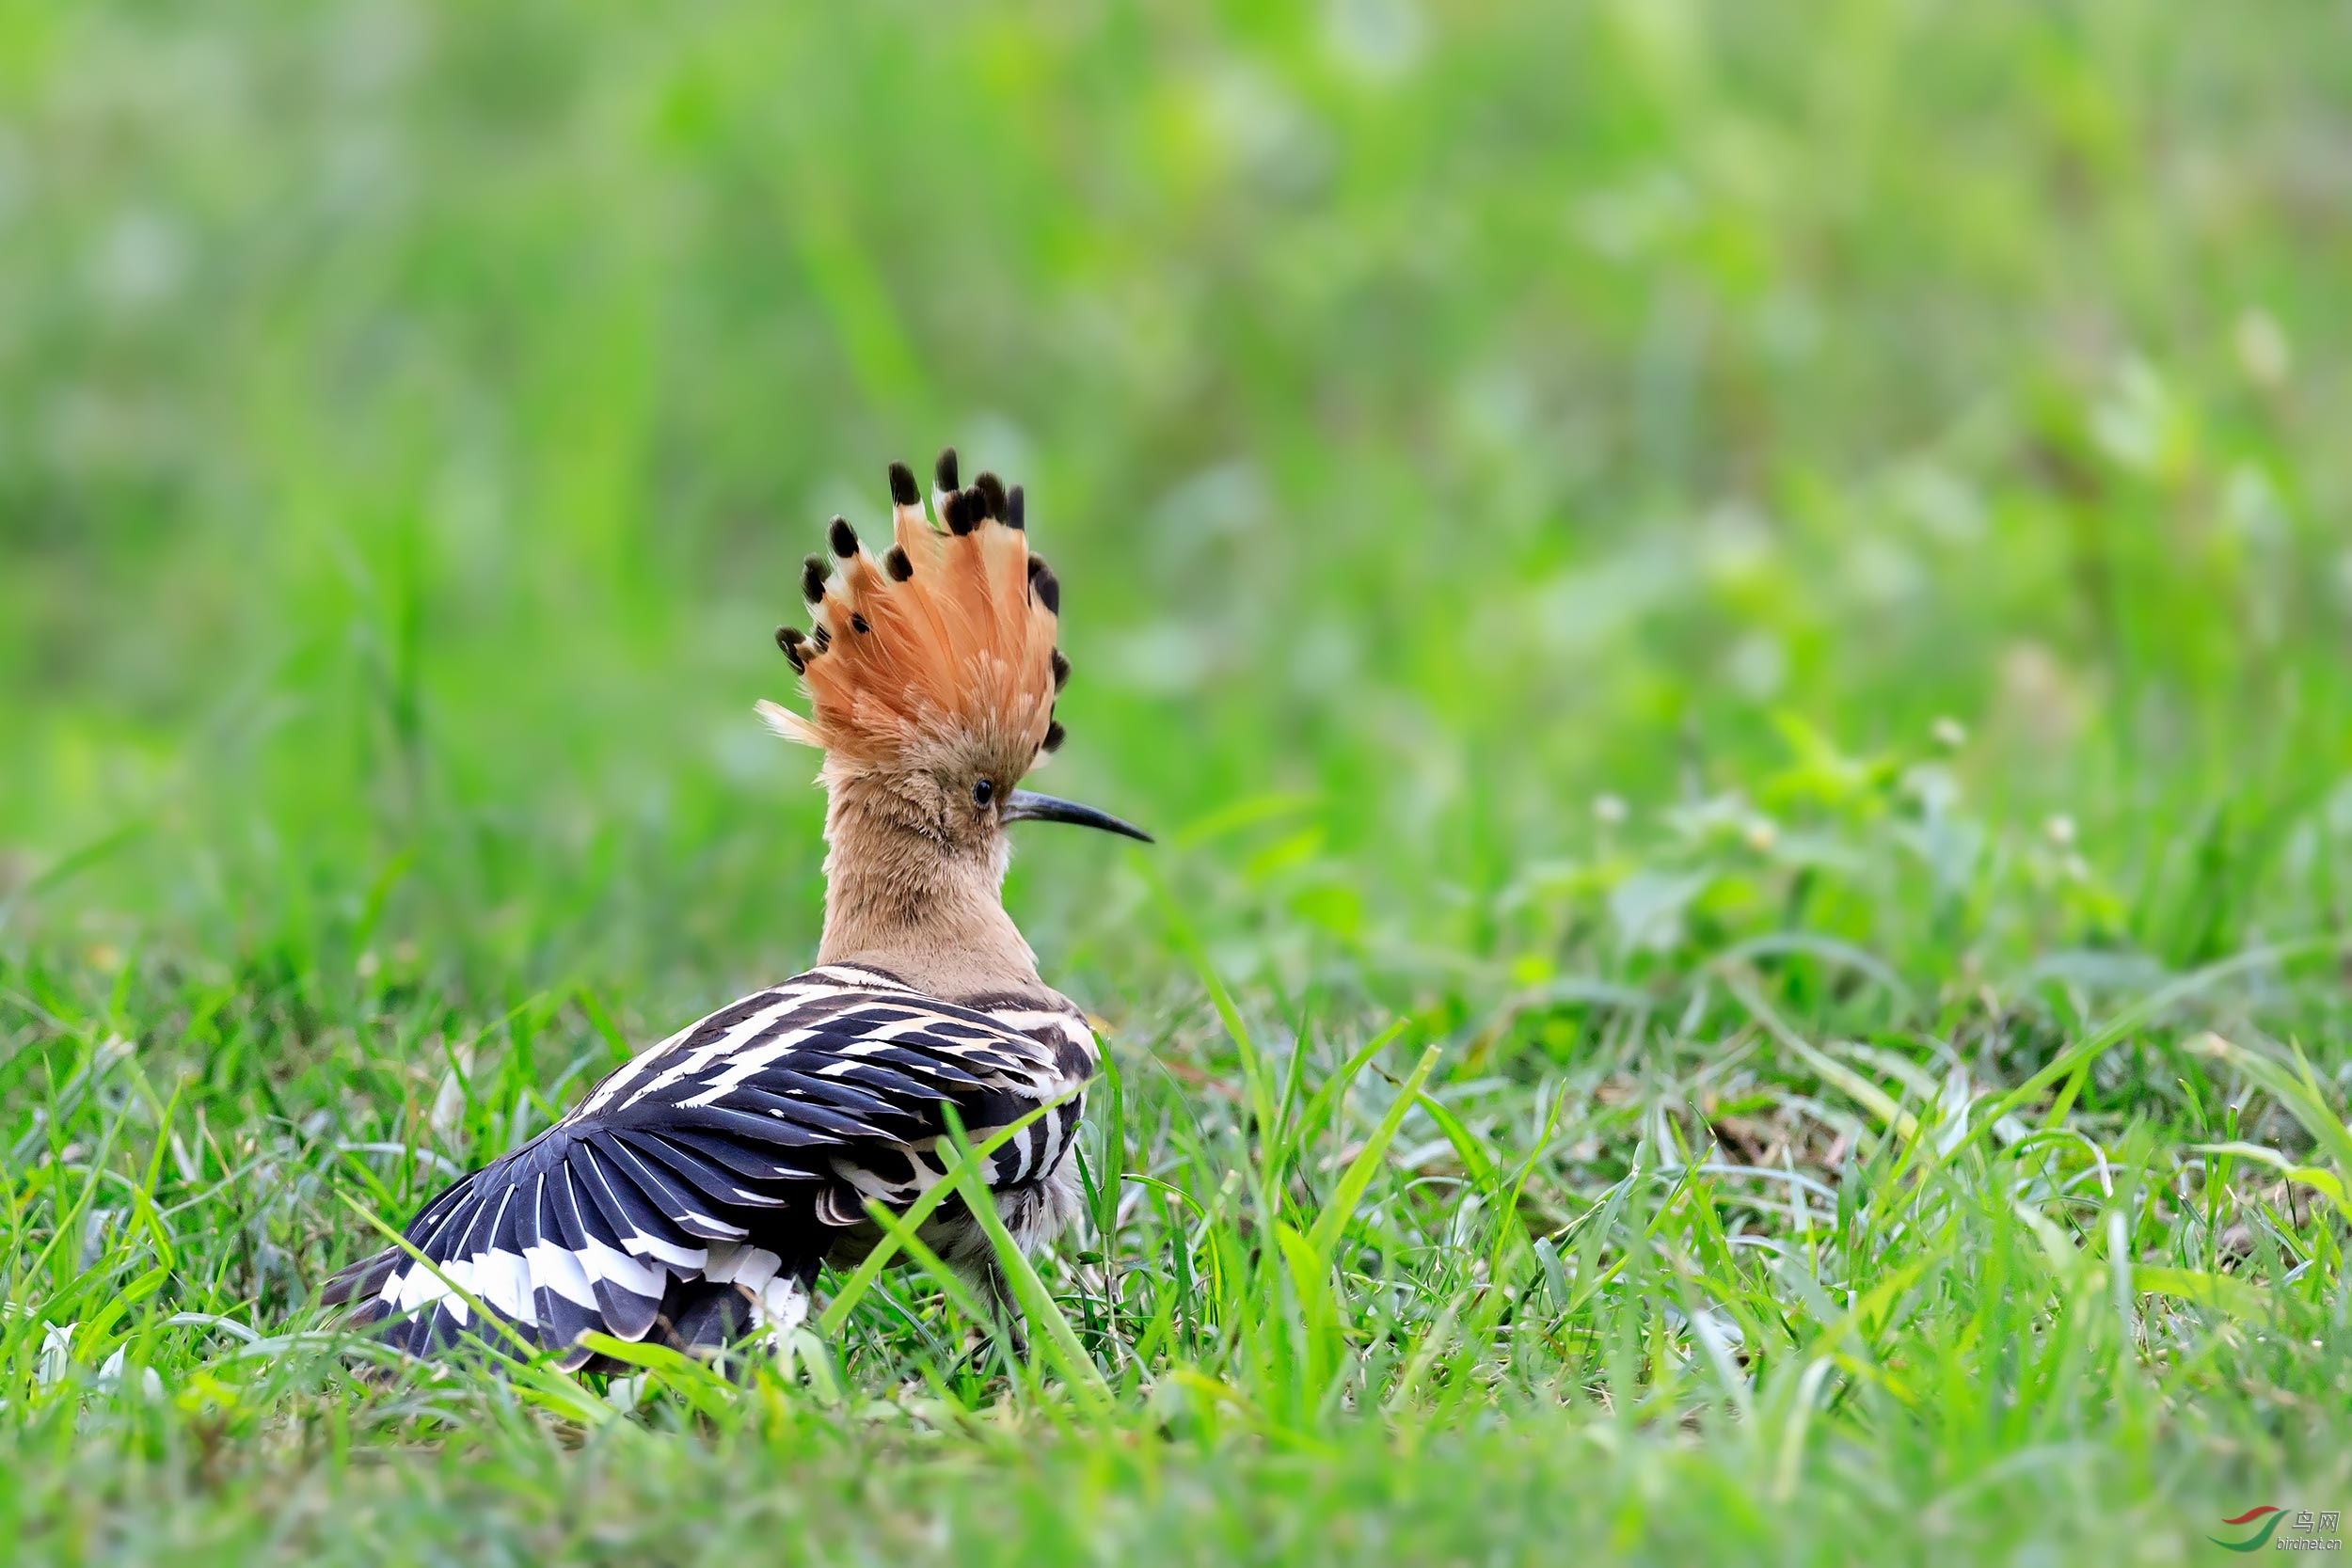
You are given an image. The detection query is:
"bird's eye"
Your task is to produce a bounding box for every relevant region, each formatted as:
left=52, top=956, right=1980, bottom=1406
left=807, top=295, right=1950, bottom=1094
left=972, top=779, right=994, bottom=807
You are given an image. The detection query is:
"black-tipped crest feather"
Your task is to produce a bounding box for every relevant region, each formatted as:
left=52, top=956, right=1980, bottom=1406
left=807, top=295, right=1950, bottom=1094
left=887, top=462, right=920, bottom=508
left=974, top=472, right=1007, bottom=521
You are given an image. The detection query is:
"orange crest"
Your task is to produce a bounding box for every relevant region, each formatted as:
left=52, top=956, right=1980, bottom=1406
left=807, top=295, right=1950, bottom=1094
left=759, top=450, right=1070, bottom=777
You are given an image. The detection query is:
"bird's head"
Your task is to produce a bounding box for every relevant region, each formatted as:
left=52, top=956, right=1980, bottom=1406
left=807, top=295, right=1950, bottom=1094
left=759, top=450, right=1150, bottom=907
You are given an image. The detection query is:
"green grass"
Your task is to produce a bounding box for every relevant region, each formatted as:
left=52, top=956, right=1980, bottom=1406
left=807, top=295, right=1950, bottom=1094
left=6, top=0, right=2352, bottom=1561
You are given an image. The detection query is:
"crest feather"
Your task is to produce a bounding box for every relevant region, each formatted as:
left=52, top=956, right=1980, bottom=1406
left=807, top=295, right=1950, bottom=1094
left=755, top=699, right=825, bottom=749
left=761, top=450, right=1064, bottom=773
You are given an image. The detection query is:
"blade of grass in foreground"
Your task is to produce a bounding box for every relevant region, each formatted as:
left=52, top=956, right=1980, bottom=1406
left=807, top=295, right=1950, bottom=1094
left=1307, top=1043, right=1440, bottom=1265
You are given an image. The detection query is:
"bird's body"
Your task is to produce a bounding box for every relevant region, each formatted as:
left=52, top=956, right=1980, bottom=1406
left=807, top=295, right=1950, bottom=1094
left=337, top=965, right=1094, bottom=1367
left=326, top=450, right=1148, bottom=1368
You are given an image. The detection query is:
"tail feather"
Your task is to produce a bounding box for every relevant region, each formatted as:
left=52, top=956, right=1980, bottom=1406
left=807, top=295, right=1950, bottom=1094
left=320, top=1245, right=401, bottom=1309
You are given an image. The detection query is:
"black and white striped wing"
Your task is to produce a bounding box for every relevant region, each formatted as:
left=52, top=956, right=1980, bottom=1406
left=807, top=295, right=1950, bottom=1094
left=341, top=964, right=1091, bottom=1367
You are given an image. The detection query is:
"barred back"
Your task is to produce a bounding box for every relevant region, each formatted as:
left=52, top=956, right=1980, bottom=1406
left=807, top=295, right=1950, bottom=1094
left=329, top=963, right=1097, bottom=1370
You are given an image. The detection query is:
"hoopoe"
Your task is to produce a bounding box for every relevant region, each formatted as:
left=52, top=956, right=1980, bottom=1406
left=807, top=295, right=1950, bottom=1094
left=324, top=449, right=1148, bottom=1369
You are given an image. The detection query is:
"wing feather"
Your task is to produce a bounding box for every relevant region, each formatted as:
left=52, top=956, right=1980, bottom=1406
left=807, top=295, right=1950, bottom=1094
left=656, top=1125, right=821, bottom=1184
left=579, top=1142, right=708, bottom=1268
left=660, top=1097, right=856, bottom=1151
left=549, top=1159, right=662, bottom=1342
left=614, top=1129, right=788, bottom=1212
left=596, top=1136, right=752, bottom=1240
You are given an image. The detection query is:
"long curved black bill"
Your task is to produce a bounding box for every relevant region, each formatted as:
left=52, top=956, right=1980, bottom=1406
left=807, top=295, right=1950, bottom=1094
left=1003, top=789, right=1153, bottom=843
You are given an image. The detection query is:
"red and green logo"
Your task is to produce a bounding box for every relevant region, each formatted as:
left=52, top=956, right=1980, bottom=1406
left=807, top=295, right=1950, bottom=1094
left=2212, top=1507, right=2286, bottom=1552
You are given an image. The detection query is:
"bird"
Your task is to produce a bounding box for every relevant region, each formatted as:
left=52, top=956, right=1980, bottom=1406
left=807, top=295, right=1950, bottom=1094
left=322, top=448, right=1151, bottom=1370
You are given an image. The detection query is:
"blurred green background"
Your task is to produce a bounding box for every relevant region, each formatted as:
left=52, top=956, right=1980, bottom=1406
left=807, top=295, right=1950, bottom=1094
left=4, top=0, right=2347, bottom=1015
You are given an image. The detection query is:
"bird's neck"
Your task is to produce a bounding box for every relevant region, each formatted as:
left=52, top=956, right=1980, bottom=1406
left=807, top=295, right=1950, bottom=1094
left=813, top=779, right=1043, bottom=997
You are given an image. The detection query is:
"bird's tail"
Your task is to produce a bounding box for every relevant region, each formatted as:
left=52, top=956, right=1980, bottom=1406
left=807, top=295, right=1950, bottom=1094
left=322, top=1238, right=818, bottom=1373
left=320, top=1246, right=400, bottom=1315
